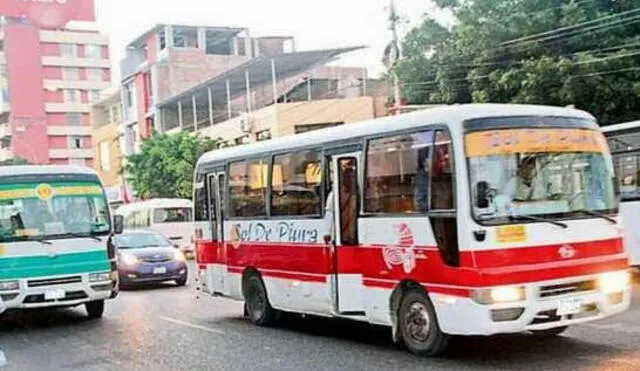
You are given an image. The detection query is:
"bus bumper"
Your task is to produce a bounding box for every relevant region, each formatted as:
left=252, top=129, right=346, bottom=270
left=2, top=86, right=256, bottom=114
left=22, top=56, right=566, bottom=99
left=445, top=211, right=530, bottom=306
left=0, top=271, right=116, bottom=310
left=432, top=272, right=632, bottom=336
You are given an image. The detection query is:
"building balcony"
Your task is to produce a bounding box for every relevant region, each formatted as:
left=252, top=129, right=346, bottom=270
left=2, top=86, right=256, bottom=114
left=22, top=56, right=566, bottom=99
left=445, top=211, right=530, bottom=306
left=49, top=149, right=93, bottom=159
left=45, top=103, right=91, bottom=114
left=41, top=56, right=110, bottom=69
left=0, top=147, right=13, bottom=162
left=47, top=126, right=92, bottom=136
left=0, top=123, right=10, bottom=138
left=43, top=80, right=111, bottom=91
left=39, top=30, right=109, bottom=46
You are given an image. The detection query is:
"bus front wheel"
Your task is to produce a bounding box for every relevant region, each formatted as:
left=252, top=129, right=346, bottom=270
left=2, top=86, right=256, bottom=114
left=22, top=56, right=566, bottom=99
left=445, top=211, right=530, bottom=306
left=244, top=274, right=277, bottom=326
left=398, top=289, right=450, bottom=357
left=85, top=300, right=105, bottom=319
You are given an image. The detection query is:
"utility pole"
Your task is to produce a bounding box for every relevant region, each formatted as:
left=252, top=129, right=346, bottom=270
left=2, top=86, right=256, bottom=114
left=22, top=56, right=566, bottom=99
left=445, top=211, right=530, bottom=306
left=384, top=0, right=402, bottom=115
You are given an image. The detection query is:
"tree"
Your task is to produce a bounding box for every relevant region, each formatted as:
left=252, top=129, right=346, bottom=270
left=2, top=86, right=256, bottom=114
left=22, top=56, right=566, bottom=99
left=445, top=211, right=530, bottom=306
left=0, top=157, right=31, bottom=166
left=396, top=0, right=640, bottom=125
left=124, top=132, right=222, bottom=199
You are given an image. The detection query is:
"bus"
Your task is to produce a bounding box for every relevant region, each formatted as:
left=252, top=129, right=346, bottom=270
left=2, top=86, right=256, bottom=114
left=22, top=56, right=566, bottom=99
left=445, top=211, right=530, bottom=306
left=193, top=104, right=631, bottom=356
left=601, top=120, right=640, bottom=267
left=116, top=198, right=195, bottom=257
left=0, top=166, right=121, bottom=318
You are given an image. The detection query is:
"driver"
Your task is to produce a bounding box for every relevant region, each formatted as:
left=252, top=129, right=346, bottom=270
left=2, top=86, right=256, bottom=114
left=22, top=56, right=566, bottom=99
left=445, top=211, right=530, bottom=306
left=505, top=156, right=547, bottom=201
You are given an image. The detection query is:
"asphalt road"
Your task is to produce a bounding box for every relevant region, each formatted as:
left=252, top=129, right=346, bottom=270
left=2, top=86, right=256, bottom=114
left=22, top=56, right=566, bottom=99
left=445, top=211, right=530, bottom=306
left=1, top=266, right=639, bottom=371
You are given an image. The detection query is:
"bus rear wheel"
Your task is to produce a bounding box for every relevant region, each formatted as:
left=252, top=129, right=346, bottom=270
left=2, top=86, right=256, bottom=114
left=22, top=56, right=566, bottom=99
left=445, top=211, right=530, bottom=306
left=244, top=274, right=277, bottom=326
left=398, top=289, right=450, bottom=357
left=85, top=300, right=105, bottom=320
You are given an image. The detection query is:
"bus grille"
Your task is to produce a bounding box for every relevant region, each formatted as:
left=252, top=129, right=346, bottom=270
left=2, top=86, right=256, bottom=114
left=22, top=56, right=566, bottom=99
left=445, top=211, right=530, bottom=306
left=538, top=280, right=597, bottom=299
left=23, top=291, right=88, bottom=304
left=27, top=276, right=82, bottom=288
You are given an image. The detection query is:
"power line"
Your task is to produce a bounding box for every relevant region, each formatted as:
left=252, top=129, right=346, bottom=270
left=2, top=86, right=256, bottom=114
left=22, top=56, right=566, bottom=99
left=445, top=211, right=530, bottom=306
left=569, top=66, right=640, bottom=78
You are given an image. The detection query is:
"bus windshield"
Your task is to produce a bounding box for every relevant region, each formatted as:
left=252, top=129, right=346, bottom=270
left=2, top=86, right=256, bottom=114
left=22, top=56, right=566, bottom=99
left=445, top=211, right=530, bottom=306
left=153, top=207, right=193, bottom=223
left=0, top=181, right=110, bottom=242
left=467, top=127, right=617, bottom=224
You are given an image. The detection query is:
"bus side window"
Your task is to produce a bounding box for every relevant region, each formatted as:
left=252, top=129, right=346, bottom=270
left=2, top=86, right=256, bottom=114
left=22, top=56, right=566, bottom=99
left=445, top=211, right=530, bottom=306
left=430, top=130, right=459, bottom=267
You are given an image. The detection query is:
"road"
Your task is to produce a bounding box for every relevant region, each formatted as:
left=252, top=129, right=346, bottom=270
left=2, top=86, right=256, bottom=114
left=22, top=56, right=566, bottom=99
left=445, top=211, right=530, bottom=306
left=1, top=266, right=639, bottom=371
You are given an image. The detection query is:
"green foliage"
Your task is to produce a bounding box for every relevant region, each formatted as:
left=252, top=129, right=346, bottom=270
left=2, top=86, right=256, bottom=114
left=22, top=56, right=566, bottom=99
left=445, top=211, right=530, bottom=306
left=396, top=0, right=640, bottom=124
left=0, top=157, right=31, bottom=166
left=124, top=132, right=222, bottom=199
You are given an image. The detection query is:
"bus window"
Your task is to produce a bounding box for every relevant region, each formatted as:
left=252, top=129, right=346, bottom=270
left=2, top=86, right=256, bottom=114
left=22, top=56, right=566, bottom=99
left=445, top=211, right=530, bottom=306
left=229, top=159, right=268, bottom=218
left=194, top=175, right=209, bottom=221
left=153, top=208, right=193, bottom=223
left=272, top=150, right=322, bottom=217
left=615, top=153, right=640, bottom=200
left=364, top=130, right=434, bottom=214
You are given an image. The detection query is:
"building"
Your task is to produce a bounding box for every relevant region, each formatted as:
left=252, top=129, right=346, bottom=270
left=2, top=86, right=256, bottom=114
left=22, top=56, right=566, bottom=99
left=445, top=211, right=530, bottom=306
left=91, top=88, right=130, bottom=206
left=0, top=0, right=111, bottom=166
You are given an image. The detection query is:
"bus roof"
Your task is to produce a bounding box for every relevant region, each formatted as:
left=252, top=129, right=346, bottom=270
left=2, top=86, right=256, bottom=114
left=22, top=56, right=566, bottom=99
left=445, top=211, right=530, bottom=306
left=0, top=165, right=99, bottom=177
left=197, top=103, right=594, bottom=166
left=115, top=198, right=193, bottom=213
left=600, top=120, right=640, bottom=134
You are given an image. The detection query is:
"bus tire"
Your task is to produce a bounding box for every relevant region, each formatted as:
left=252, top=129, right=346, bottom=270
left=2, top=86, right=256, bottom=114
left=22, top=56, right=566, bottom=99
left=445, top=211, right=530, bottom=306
left=244, top=274, right=277, bottom=326
left=531, top=326, right=568, bottom=337
left=398, top=289, right=450, bottom=357
left=85, top=300, right=105, bottom=320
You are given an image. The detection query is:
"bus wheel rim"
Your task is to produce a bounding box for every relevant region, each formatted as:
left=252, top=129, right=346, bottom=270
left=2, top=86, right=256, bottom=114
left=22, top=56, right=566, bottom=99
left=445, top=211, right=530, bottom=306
left=404, top=302, right=431, bottom=343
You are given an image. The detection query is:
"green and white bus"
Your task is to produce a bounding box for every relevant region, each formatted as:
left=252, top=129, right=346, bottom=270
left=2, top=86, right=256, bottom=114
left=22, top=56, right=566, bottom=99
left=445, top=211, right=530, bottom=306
left=0, top=166, right=122, bottom=318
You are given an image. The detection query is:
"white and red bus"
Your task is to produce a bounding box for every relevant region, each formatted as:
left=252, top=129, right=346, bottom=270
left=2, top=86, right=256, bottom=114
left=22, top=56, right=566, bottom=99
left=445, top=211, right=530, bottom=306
left=193, top=104, right=631, bottom=356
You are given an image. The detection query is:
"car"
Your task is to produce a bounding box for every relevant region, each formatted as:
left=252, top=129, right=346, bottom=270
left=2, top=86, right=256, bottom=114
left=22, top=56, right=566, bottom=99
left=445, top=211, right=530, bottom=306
left=114, top=230, right=188, bottom=288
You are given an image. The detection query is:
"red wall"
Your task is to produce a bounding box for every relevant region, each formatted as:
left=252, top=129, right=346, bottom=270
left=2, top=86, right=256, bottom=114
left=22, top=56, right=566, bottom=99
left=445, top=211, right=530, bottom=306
left=40, top=43, right=60, bottom=57
left=0, top=1, right=96, bottom=27
left=42, top=66, right=62, bottom=80
left=4, top=23, right=49, bottom=164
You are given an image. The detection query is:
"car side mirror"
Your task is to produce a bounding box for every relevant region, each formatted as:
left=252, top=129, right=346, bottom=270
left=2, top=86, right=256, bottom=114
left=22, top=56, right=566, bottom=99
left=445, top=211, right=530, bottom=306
left=475, top=181, right=490, bottom=209
left=113, top=215, right=124, bottom=235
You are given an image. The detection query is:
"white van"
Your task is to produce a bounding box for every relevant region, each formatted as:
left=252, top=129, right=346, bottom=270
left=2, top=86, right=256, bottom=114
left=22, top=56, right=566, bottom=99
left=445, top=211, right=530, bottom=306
left=115, top=199, right=194, bottom=256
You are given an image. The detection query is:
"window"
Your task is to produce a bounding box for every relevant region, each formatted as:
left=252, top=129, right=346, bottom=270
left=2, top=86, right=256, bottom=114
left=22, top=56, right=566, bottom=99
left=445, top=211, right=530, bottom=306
left=153, top=208, right=193, bottom=223
left=61, top=43, right=76, bottom=57
left=87, top=68, right=103, bottom=82
left=365, top=130, right=434, bottom=213
left=431, top=130, right=455, bottom=210
left=272, top=150, right=322, bottom=216
left=235, top=135, right=250, bottom=146
left=613, top=153, right=640, bottom=201
left=229, top=159, right=268, bottom=218
left=124, top=84, right=133, bottom=108
left=68, top=136, right=83, bottom=149
left=109, top=105, right=121, bottom=123
left=88, top=90, right=102, bottom=103
left=99, top=141, right=110, bottom=171
left=62, top=67, right=79, bottom=81
left=194, top=175, right=209, bottom=222
left=66, top=113, right=82, bottom=126
left=63, top=89, right=79, bottom=103
left=85, top=44, right=102, bottom=59
left=256, top=130, right=272, bottom=142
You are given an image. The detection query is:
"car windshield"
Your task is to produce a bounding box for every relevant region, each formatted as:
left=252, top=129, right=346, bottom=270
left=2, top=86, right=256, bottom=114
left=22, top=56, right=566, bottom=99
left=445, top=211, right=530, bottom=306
left=153, top=207, right=192, bottom=223
left=0, top=181, right=110, bottom=242
left=467, top=127, right=617, bottom=224
left=114, top=232, right=171, bottom=249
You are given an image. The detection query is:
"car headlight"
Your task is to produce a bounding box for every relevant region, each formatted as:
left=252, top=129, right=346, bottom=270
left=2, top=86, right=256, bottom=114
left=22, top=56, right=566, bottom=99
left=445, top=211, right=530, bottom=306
left=173, top=250, right=186, bottom=262
left=89, top=272, right=111, bottom=282
left=472, top=286, right=526, bottom=305
left=120, top=253, right=139, bottom=266
left=0, top=280, right=19, bottom=291
left=599, top=271, right=630, bottom=294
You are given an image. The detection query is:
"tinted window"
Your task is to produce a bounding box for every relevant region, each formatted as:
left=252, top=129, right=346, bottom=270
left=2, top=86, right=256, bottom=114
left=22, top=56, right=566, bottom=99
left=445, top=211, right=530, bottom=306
left=431, top=130, right=455, bottom=210
left=194, top=175, right=208, bottom=221
left=229, top=159, right=268, bottom=218
left=153, top=208, right=192, bottom=223
left=613, top=153, right=640, bottom=201
left=114, top=232, right=171, bottom=249
left=272, top=150, right=322, bottom=216
left=365, top=130, right=434, bottom=213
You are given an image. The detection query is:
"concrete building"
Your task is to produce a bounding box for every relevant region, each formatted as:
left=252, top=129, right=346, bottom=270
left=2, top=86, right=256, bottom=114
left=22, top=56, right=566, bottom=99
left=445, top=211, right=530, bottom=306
left=0, top=0, right=111, bottom=165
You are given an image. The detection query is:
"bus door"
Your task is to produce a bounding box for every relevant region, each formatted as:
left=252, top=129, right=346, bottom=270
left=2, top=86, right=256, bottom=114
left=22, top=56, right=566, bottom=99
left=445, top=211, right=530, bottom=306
left=330, top=154, right=365, bottom=314
left=208, top=172, right=229, bottom=295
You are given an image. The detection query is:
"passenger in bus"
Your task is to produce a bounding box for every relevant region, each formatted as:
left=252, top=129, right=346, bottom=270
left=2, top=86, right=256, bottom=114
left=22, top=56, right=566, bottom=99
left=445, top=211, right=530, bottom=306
left=323, top=187, right=334, bottom=245
left=504, top=156, right=547, bottom=201
left=414, top=148, right=430, bottom=212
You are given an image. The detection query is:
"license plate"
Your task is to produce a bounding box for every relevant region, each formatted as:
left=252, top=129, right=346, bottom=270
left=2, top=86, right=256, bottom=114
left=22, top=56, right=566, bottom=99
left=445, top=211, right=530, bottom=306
left=44, top=289, right=66, bottom=300
left=153, top=267, right=167, bottom=275
left=557, top=298, right=582, bottom=316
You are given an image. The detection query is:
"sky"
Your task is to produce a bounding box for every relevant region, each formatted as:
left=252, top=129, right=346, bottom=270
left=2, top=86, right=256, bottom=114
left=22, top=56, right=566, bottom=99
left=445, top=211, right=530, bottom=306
left=78, top=0, right=453, bottom=81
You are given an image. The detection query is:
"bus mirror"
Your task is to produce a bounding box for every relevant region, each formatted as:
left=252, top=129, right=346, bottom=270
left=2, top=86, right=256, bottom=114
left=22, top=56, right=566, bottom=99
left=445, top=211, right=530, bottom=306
left=475, top=181, right=490, bottom=209
left=113, top=215, right=124, bottom=235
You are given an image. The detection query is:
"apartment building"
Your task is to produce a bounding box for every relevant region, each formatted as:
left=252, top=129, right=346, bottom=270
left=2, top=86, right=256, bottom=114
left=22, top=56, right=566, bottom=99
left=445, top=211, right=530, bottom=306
left=0, top=0, right=110, bottom=165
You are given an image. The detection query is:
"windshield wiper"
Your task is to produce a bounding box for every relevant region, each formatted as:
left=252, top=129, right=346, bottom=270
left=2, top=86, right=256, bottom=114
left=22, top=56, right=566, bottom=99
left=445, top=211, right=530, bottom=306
left=32, top=237, right=53, bottom=245
left=508, top=214, right=568, bottom=229
left=63, top=232, right=102, bottom=242
left=575, top=209, right=617, bottom=224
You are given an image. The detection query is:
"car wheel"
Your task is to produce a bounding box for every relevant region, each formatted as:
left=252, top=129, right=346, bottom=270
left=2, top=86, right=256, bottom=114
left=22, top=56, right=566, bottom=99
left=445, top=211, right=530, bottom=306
left=175, top=275, right=188, bottom=286
left=398, top=289, right=450, bottom=357
left=85, top=300, right=105, bottom=319
left=244, top=274, right=277, bottom=326
left=531, top=326, right=568, bottom=337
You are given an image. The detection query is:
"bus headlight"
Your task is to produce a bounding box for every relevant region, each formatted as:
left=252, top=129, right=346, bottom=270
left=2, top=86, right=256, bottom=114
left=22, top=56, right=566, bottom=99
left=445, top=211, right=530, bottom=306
left=598, top=271, right=630, bottom=294
left=173, top=250, right=186, bottom=262
left=472, top=286, right=526, bottom=305
left=89, top=272, right=111, bottom=282
left=120, top=253, right=139, bottom=266
left=0, top=281, right=19, bottom=291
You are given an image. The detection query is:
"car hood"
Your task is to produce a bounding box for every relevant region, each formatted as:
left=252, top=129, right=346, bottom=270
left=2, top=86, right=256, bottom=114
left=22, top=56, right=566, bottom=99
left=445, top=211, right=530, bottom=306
left=118, top=246, right=175, bottom=259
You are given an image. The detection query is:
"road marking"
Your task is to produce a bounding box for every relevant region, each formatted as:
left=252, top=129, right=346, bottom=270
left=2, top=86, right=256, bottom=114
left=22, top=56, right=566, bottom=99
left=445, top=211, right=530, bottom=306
left=0, top=350, right=7, bottom=368
left=158, top=316, right=225, bottom=335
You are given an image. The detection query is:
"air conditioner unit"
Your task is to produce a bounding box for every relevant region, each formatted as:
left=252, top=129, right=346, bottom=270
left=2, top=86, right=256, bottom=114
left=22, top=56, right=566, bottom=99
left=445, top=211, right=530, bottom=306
left=240, top=114, right=254, bottom=133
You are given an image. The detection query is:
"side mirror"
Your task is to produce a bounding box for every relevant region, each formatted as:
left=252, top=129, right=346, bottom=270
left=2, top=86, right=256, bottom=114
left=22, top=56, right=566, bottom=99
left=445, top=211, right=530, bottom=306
left=113, top=215, right=124, bottom=235
left=475, top=181, right=490, bottom=209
